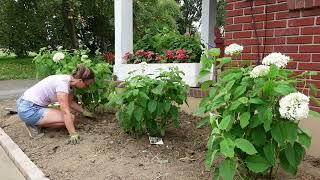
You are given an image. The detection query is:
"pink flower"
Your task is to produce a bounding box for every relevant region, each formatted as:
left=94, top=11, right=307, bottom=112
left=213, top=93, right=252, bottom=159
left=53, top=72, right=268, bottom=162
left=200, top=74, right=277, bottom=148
left=135, top=49, right=145, bottom=56
left=145, top=51, right=154, bottom=59
left=166, top=50, right=174, bottom=59
left=123, top=52, right=131, bottom=61
left=176, top=49, right=187, bottom=55
left=155, top=56, right=163, bottom=61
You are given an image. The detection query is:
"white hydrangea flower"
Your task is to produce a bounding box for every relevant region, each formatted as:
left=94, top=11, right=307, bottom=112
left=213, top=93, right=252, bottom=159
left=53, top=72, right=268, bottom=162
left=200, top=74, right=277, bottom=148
left=250, top=65, right=270, bottom=78
left=224, top=43, right=243, bottom=56
left=81, top=55, right=88, bottom=61
left=279, top=92, right=310, bottom=120
left=262, top=52, right=290, bottom=68
left=52, top=52, right=65, bottom=63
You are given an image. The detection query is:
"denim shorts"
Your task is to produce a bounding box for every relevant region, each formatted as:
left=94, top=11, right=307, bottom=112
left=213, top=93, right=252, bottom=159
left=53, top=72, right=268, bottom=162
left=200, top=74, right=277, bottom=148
left=16, top=98, right=48, bottom=126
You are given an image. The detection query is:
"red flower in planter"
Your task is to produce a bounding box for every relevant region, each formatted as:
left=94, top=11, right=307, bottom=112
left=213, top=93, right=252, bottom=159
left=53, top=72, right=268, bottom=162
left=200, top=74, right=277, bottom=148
left=166, top=50, right=174, bottom=60
left=123, top=52, right=132, bottom=61
left=155, top=55, right=163, bottom=61
left=176, top=49, right=187, bottom=55
left=135, top=49, right=145, bottom=56
left=145, top=51, right=154, bottom=59
left=103, top=52, right=114, bottom=63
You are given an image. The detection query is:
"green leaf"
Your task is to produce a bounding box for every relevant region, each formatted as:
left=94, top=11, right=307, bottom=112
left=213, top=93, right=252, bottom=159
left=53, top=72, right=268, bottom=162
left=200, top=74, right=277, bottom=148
left=263, top=143, right=275, bottom=165
left=309, top=110, right=320, bottom=118
left=279, top=150, right=297, bottom=175
left=310, top=83, right=318, bottom=96
left=263, top=81, right=274, bottom=97
left=285, top=143, right=305, bottom=168
left=134, top=108, right=143, bottom=122
left=249, top=98, right=265, bottom=104
left=271, top=122, right=286, bottom=145
left=200, top=80, right=213, bottom=91
left=298, top=132, right=311, bottom=148
left=193, top=107, right=206, bottom=116
left=205, top=149, right=218, bottom=170
left=225, top=80, right=236, bottom=91
left=246, top=155, right=271, bottom=173
left=285, top=122, right=298, bottom=145
left=127, top=102, right=135, bottom=116
left=198, top=69, right=211, bottom=79
left=219, top=159, right=236, bottom=180
left=152, top=84, right=163, bottom=95
left=274, top=84, right=296, bottom=95
left=220, top=138, right=235, bottom=158
left=234, top=85, right=247, bottom=99
left=238, top=97, right=249, bottom=104
left=230, top=101, right=241, bottom=111
left=164, top=102, right=171, bottom=113
left=240, top=112, right=250, bottom=128
left=251, top=126, right=266, bottom=146
left=260, top=108, right=272, bottom=131
left=219, top=115, right=233, bottom=130
left=208, top=48, right=221, bottom=57
left=147, top=100, right=157, bottom=113
left=235, top=138, right=258, bottom=155
left=196, top=117, right=209, bottom=128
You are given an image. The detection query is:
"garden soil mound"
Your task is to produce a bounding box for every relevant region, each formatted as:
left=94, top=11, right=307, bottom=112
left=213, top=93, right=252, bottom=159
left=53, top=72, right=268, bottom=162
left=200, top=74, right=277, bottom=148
left=1, top=98, right=320, bottom=180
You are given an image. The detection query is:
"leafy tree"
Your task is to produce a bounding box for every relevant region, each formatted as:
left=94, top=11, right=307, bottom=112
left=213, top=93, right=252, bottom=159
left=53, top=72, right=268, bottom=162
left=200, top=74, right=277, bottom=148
left=175, top=0, right=202, bottom=34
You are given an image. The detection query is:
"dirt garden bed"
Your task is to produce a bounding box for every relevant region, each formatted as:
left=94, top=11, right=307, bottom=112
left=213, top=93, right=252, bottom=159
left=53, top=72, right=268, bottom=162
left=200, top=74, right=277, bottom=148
left=1, top=98, right=320, bottom=180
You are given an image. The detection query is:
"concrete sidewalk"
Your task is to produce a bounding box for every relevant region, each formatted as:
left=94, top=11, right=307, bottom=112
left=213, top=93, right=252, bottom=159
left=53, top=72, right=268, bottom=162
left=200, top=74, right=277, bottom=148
left=0, top=79, right=38, bottom=180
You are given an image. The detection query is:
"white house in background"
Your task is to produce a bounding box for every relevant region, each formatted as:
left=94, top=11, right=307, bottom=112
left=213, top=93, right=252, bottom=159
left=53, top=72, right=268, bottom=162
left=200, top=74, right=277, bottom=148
left=113, top=0, right=217, bottom=87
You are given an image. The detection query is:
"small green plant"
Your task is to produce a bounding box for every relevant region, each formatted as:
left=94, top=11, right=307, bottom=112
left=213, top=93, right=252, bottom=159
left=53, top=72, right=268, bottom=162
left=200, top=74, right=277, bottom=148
left=113, top=66, right=188, bottom=137
left=195, top=46, right=320, bottom=179
left=33, top=48, right=115, bottom=112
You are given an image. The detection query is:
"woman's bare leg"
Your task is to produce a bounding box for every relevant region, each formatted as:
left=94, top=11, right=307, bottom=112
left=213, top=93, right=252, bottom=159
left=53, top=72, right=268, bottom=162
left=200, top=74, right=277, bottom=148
left=37, top=108, right=75, bottom=128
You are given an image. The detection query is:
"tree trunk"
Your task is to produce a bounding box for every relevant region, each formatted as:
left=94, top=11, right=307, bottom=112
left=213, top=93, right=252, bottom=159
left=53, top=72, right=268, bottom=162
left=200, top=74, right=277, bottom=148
left=62, top=0, right=78, bottom=49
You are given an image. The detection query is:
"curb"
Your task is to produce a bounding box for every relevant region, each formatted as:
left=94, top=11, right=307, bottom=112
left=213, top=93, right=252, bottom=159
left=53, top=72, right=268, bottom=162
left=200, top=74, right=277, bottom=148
left=0, top=128, right=49, bottom=180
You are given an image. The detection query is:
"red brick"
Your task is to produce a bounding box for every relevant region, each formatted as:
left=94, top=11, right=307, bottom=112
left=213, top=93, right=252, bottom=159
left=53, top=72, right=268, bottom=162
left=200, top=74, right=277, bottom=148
left=241, top=53, right=258, bottom=60
left=287, top=61, right=298, bottom=69
left=256, top=29, right=274, bottom=37
left=252, top=45, right=274, bottom=53
left=307, top=80, right=320, bottom=89
left=241, top=38, right=263, bottom=45
left=225, top=32, right=233, bottom=39
left=243, top=22, right=264, bottom=30
left=299, top=62, right=320, bottom=70
left=297, top=88, right=310, bottom=95
left=234, top=16, right=252, bottom=24
left=315, top=0, right=320, bottom=6
left=276, top=12, right=289, bottom=20
left=234, top=1, right=252, bottom=9
left=288, top=0, right=296, bottom=9
left=265, top=37, right=286, bottom=45
left=287, top=36, right=313, bottom=44
left=225, top=3, right=234, bottom=10
left=312, top=54, right=320, bottom=62
left=243, top=46, right=251, bottom=53
left=314, top=36, right=320, bottom=44
left=288, top=17, right=315, bottom=27
left=296, top=0, right=305, bottom=9
left=225, top=39, right=242, bottom=46
left=254, top=0, right=277, bottom=6
left=302, top=8, right=320, bottom=17
left=275, top=28, right=300, bottom=36
left=226, top=9, right=243, bottom=17
left=277, top=0, right=288, bottom=2
left=233, top=31, right=252, bottom=38
left=266, top=3, right=288, bottom=13
left=289, top=11, right=301, bottom=18
left=253, top=14, right=275, bottom=21
left=305, top=0, right=314, bottom=8
left=301, top=26, right=320, bottom=35
left=225, top=0, right=238, bottom=2
left=244, top=7, right=265, bottom=15
left=300, top=45, right=320, bottom=53
left=225, top=24, right=243, bottom=31
left=274, top=45, right=299, bottom=53
left=226, top=18, right=234, bottom=25
left=288, top=53, right=311, bottom=62
left=265, top=20, right=287, bottom=29
left=317, top=17, right=320, bottom=25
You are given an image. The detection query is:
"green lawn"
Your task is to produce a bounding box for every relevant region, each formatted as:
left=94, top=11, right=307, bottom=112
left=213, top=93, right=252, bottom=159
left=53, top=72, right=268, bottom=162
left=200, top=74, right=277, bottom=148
left=0, top=57, right=36, bottom=80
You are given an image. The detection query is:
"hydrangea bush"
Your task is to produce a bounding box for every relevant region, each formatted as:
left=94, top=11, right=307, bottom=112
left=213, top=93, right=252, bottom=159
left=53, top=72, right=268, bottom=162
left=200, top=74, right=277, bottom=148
left=33, top=47, right=115, bottom=112
left=195, top=44, right=320, bottom=179
left=109, top=65, right=188, bottom=137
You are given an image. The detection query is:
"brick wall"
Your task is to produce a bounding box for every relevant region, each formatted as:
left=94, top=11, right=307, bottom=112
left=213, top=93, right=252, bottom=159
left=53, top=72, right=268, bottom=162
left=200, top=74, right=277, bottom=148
left=224, top=0, right=320, bottom=112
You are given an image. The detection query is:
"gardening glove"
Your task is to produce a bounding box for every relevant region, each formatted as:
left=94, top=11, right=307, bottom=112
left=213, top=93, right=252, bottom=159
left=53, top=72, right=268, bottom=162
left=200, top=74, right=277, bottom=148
left=68, top=132, right=80, bottom=145
left=82, top=109, right=95, bottom=118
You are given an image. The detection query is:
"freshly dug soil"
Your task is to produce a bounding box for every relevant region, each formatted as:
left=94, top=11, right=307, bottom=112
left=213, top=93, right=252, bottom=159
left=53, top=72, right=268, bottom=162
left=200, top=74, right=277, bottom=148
left=1, top=98, right=320, bottom=180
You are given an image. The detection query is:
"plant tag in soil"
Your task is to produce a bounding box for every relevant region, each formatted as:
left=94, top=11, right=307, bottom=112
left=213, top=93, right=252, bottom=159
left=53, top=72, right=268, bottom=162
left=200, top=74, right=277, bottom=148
left=149, top=136, right=164, bottom=145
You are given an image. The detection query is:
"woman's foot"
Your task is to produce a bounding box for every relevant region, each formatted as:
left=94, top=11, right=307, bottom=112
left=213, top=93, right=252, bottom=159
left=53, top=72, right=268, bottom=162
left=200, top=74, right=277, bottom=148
left=24, top=123, right=44, bottom=139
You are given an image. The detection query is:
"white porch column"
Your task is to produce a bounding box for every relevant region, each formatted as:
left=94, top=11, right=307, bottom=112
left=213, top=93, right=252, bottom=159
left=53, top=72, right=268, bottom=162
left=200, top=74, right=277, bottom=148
left=114, top=0, right=133, bottom=77
left=201, top=0, right=216, bottom=49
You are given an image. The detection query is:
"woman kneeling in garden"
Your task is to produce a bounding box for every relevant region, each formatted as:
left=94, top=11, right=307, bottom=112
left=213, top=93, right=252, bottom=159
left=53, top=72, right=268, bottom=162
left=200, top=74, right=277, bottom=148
left=16, top=64, right=95, bottom=144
